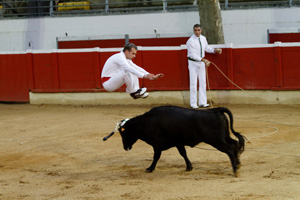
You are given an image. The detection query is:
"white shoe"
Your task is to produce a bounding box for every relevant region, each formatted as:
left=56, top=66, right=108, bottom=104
left=140, top=92, right=149, bottom=99
left=199, top=104, right=210, bottom=108
left=191, top=105, right=199, bottom=109
left=130, top=88, right=148, bottom=99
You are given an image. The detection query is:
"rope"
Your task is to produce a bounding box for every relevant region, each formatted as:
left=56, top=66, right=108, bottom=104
left=206, top=66, right=213, bottom=108
left=194, top=143, right=300, bottom=158
left=236, top=126, right=279, bottom=141
left=236, top=117, right=300, bottom=128
left=209, top=62, right=246, bottom=91
left=206, top=61, right=268, bottom=107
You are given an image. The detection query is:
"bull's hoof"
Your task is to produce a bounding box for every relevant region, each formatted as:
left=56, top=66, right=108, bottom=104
left=146, top=168, right=154, bottom=173
left=185, top=166, right=193, bottom=171
left=234, top=171, right=239, bottom=177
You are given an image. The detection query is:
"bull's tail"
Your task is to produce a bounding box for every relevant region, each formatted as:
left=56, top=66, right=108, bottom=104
left=219, top=107, right=245, bottom=153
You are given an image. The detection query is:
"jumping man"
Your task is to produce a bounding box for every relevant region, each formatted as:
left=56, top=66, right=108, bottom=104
left=101, top=43, right=164, bottom=99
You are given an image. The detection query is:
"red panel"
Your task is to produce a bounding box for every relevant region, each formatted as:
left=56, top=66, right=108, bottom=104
left=57, top=52, right=97, bottom=89
left=58, top=37, right=189, bottom=49
left=232, top=48, right=276, bottom=89
left=130, top=37, right=189, bottom=47
left=269, top=33, right=300, bottom=43
left=93, top=51, right=101, bottom=89
left=205, top=49, right=229, bottom=89
left=58, top=39, right=126, bottom=49
left=281, top=46, right=300, bottom=87
left=141, top=50, right=189, bottom=90
left=0, top=54, right=29, bottom=102
left=32, top=53, right=55, bottom=90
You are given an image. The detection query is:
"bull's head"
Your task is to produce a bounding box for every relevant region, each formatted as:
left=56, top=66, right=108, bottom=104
left=103, top=118, right=138, bottom=151
left=118, top=119, right=139, bottom=151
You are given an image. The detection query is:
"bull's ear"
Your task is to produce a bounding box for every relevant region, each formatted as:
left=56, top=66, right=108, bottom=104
left=118, top=127, right=125, bottom=133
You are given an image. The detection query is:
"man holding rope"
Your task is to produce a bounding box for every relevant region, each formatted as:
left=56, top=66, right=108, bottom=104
left=101, top=43, right=164, bottom=99
left=186, top=24, right=222, bottom=109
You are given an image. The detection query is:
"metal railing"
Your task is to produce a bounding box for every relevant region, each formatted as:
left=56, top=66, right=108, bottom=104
left=0, top=0, right=299, bottom=19
left=222, top=0, right=300, bottom=9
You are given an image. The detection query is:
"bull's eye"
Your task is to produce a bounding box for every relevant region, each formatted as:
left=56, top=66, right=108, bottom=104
left=121, top=127, right=125, bottom=132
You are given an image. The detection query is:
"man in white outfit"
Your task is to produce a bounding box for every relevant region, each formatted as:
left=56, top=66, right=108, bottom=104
left=101, top=43, right=164, bottom=99
left=186, top=24, right=222, bottom=109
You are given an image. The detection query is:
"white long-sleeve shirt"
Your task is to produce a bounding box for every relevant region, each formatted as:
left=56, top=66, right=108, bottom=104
left=186, top=34, right=215, bottom=62
left=101, top=51, right=149, bottom=78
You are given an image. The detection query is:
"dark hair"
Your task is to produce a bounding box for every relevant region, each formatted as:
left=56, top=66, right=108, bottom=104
left=193, top=24, right=202, bottom=29
left=123, top=43, right=137, bottom=52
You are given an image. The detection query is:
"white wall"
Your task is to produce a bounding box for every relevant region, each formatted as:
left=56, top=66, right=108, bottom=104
left=0, top=7, right=300, bottom=51
left=222, top=7, right=300, bottom=44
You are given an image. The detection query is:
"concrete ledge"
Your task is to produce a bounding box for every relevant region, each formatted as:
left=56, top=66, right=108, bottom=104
left=29, top=90, right=300, bottom=105
left=29, top=91, right=187, bottom=105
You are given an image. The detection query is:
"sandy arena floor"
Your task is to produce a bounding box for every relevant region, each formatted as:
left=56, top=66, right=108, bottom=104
left=0, top=103, right=300, bottom=200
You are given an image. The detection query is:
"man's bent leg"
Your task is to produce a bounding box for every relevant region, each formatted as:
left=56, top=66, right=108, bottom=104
left=102, top=71, right=126, bottom=92
left=124, top=72, right=140, bottom=93
left=125, top=73, right=148, bottom=99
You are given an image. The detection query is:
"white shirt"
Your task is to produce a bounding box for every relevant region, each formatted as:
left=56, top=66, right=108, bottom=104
left=101, top=51, right=149, bottom=78
left=186, top=34, right=215, bottom=62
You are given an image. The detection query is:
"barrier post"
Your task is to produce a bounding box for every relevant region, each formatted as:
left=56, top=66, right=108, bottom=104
left=52, top=50, right=60, bottom=89
left=226, top=43, right=234, bottom=89
left=26, top=50, right=35, bottom=90
left=93, top=48, right=101, bottom=89
left=136, top=46, right=146, bottom=89
left=274, top=42, right=283, bottom=87
left=180, top=45, right=189, bottom=90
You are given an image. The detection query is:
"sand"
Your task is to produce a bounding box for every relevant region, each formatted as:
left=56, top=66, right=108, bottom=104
left=0, top=103, right=300, bottom=200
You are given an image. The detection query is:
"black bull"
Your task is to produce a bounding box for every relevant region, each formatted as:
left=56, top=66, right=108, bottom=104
left=105, top=106, right=245, bottom=176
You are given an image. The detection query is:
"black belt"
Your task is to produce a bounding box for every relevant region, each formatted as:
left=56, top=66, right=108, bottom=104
left=188, top=57, right=200, bottom=62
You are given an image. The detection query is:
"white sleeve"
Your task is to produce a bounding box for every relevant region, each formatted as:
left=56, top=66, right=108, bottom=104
left=118, top=56, right=146, bottom=78
left=204, top=39, right=215, bottom=54
left=128, top=60, right=149, bottom=75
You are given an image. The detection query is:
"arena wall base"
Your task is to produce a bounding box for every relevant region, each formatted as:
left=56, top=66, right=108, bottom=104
left=29, top=90, right=300, bottom=106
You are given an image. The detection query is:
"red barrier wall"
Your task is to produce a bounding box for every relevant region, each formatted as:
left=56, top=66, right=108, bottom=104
left=269, top=33, right=300, bottom=43
left=58, top=37, right=190, bottom=49
left=268, top=28, right=300, bottom=43
left=58, top=39, right=126, bottom=49
left=281, top=46, right=300, bottom=88
left=139, top=49, right=189, bottom=90
left=1, top=43, right=300, bottom=102
left=0, top=53, right=29, bottom=102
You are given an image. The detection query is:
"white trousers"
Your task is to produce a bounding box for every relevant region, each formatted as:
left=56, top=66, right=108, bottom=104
left=188, top=60, right=207, bottom=107
left=102, top=70, right=140, bottom=93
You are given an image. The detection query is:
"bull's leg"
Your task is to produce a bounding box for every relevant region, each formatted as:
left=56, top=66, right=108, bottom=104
left=176, top=146, right=193, bottom=171
left=213, top=143, right=238, bottom=176
left=227, top=150, right=239, bottom=177
left=227, top=138, right=241, bottom=168
left=146, top=149, right=161, bottom=173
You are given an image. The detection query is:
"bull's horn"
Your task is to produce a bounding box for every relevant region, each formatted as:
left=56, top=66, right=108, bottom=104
left=103, top=119, right=129, bottom=141
left=103, top=131, right=115, bottom=141
left=120, top=118, right=130, bottom=127
left=103, top=121, right=121, bottom=141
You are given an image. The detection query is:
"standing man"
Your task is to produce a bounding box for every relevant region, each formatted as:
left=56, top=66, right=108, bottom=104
left=101, top=43, right=164, bottom=99
left=186, top=24, right=222, bottom=108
